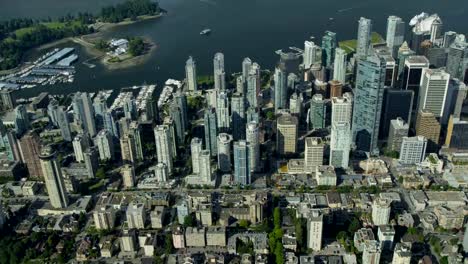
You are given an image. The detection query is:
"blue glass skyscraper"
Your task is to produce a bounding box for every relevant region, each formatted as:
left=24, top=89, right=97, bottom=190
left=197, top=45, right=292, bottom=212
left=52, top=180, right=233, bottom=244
left=234, top=140, right=250, bottom=185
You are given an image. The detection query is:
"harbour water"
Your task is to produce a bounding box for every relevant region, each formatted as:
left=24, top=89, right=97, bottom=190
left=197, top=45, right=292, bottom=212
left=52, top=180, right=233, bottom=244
left=2, top=0, right=467, bottom=98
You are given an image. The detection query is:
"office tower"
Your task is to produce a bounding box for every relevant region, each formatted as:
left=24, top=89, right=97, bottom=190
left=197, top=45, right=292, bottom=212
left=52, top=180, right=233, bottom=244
left=126, top=203, right=146, bottom=229
left=170, top=103, right=186, bottom=145
left=376, top=48, right=397, bottom=87
left=185, top=56, right=198, bottom=92
left=39, top=145, right=69, bottom=208
left=155, top=163, right=168, bottom=182
left=0, top=88, right=15, bottom=110
left=73, top=133, right=89, bottom=162
left=445, top=79, right=467, bottom=120
left=328, top=80, right=343, bottom=99
left=310, top=94, right=326, bottom=130
left=246, top=122, right=260, bottom=173
left=392, top=243, right=412, bottom=264
left=303, top=41, right=322, bottom=69
left=388, top=118, right=409, bottom=152
left=234, top=140, right=250, bottom=185
left=121, top=164, right=135, bottom=188
left=242, top=57, right=252, bottom=79
left=363, top=240, right=382, bottom=264
left=445, top=117, right=468, bottom=150
left=331, top=93, right=352, bottom=124
left=274, top=64, right=288, bottom=112
left=333, top=48, right=347, bottom=84
left=379, top=89, right=413, bottom=139
left=93, top=94, right=107, bottom=129
left=307, top=212, right=323, bottom=251
left=277, top=114, right=298, bottom=155
left=446, top=41, right=468, bottom=83
left=191, top=137, right=203, bottom=174
left=418, top=68, right=450, bottom=119
left=289, top=92, right=303, bottom=116
left=415, top=110, right=441, bottom=152
left=330, top=122, right=351, bottom=168
left=154, top=125, right=173, bottom=174
left=56, top=106, right=72, bottom=142
left=372, top=198, right=391, bottom=225
left=93, top=206, right=116, bottom=230
left=94, top=130, right=114, bottom=161
left=304, top=137, right=324, bottom=173
left=322, top=31, right=337, bottom=68
left=18, top=131, right=43, bottom=178
left=246, top=107, right=260, bottom=124
left=352, top=53, right=386, bottom=155
left=231, top=93, right=246, bottom=140
left=103, top=110, right=118, bottom=138
left=399, top=136, right=427, bottom=165
left=120, top=133, right=137, bottom=164
left=288, top=73, right=299, bottom=88
left=199, top=150, right=212, bottom=183
left=356, top=17, right=372, bottom=58
left=443, top=31, right=457, bottom=48
left=73, top=92, right=97, bottom=137
left=84, top=147, right=99, bottom=178
left=397, top=42, right=416, bottom=76
left=399, top=56, right=429, bottom=109
left=14, top=104, right=29, bottom=136
left=217, top=133, right=232, bottom=172
left=386, top=16, right=405, bottom=57
left=216, top=91, right=230, bottom=132
left=429, top=16, right=443, bottom=43
left=47, top=99, right=59, bottom=126
left=246, top=64, right=260, bottom=109
left=204, top=108, right=218, bottom=156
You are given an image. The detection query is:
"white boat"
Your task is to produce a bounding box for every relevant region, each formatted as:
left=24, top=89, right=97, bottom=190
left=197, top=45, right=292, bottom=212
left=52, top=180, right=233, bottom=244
left=200, top=29, right=211, bottom=35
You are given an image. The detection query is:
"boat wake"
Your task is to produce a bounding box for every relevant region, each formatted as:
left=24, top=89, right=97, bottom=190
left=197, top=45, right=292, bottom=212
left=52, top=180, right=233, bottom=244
left=199, top=0, right=217, bottom=5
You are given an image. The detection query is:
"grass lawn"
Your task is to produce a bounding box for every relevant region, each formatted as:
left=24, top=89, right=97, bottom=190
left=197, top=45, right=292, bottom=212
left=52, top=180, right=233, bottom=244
left=14, top=21, right=84, bottom=37
left=338, top=32, right=385, bottom=54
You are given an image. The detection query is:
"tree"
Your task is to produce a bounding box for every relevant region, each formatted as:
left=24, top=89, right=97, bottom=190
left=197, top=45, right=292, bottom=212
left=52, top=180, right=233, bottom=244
left=275, top=241, right=284, bottom=264
left=95, top=39, right=109, bottom=51
left=273, top=207, right=281, bottom=228
left=128, top=37, right=145, bottom=56
left=239, top=219, right=250, bottom=229
left=183, top=214, right=196, bottom=227
left=164, top=233, right=174, bottom=255
left=347, top=217, right=361, bottom=234
left=96, top=167, right=106, bottom=179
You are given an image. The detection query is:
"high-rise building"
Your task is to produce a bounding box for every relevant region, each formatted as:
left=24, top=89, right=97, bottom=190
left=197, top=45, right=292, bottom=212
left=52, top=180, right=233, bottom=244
left=213, top=52, right=224, bottom=74
left=445, top=79, right=467, bottom=120
left=446, top=41, right=468, bottom=82
left=289, top=92, right=303, bottom=117
left=399, top=56, right=429, bottom=110
left=95, top=130, right=115, bottom=161
left=330, top=122, right=351, bottom=168
left=163, top=117, right=178, bottom=159
left=14, top=104, right=29, bottom=136
left=277, top=114, right=298, bottom=155
left=379, top=89, right=413, bottom=139
left=93, top=94, right=107, bottom=129
left=445, top=117, right=468, bottom=151
left=388, top=118, right=409, bottom=152
left=246, top=63, right=261, bottom=109
left=93, top=206, right=116, bottom=230
left=204, top=108, right=218, bottom=156
left=328, top=80, right=343, bottom=98
left=185, top=56, right=198, bottom=92
left=399, top=136, right=427, bottom=165
left=331, top=93, right=353, bottom=124
left=1, top=128, right=21, bottom=162
left=274, top=64, right=288, bottom=112
left=303, top=41, right=322, bottom=69
left=386, top=16, right=405, bottom=57
left=154, top=125, right=174, bottom=174
left=310, top=94, right=326, bottom=130
left=333, top=48, right=347, bottom=84
left=352, top=53, right=386, bottom=154
left=304, top=137, right=324, bottom=173
left=307, top=212, right=323, bottom=251
left=47, top=99, right=59, bottom=126
left=392, top=243, right=412, bottom=264
left=56, top=106, right=72, bottom=142
left=126, top=203, right=146, bottom=229
left=191, top=138, right=203, bottom=174
left=73, top=92, right=97, bottom=137
left=236, top=75, right=245, bottom=95
left=170, top=103, right=186, bottom=145
left=73, top=133, right=89, bottom=162
left=213, top=52, right=226, bottom=90
left=234, top=140, right=250, bottom=185
left=120, top=133, right=138, bottom=164
left=39, top=145, right=69, bottom=208
left=418, top=68, right=450, bottom=120
left=18, top=131, right=43, bottom=178
left=356, top=17, right=372, bottom=58
left=155, top=163, right=168, bottom=182
left=199, top=150, right=212, bottom=183
left=103, top=110, right=117, bottom=138
left=216, top=91, right=230, bottom=132
left=397, top=42, right=416, bottom=77
left=217, top=133, right=232, bottom=172
left=119, top=165, right=134, bottom=190
left=0, top=88, right=15, bottom=110
left=415, top=110, right=441, bottom=152
left=123, top=94, right=137, bottom=120
left=231, top=93, right=246, bottom=140
left=322, top=31, right=337, bottom=68
left=84, top=147, right=99, bottom=179
left=372, top=198, right=391, bottom=226
left=246, top=122, right=260, bottom=173
left=362, top=240, right=382, bottom=264
left=128, top=122, right=144, bottom=161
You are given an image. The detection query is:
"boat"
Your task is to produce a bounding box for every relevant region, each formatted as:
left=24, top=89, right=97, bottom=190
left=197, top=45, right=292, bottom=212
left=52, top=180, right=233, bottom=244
left=200, top=29, right=211, bottom=35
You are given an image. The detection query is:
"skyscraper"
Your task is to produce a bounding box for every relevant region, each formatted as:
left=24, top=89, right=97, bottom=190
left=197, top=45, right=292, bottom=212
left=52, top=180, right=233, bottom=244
left=331, top=93, right=353, bottom=124
left=372, top=198, right=391, bottom=226
left=73, top=92, right=97, bottom=137
left=310, top=94, right=326, bottom=130
left=204, top=108, right=218, bottom=156
left=216, top=91, right=230, bottom=132
left=39, top=145, right=69, bottom=208
left=415, top=110, right=441, bottom=152
left=274, top=63, right=288, bottom=112
left=56, top=106, right=72, bottom=142
left=73, top=133, right=89, bottom=162
left=234, top=140, right=250, bottom=185
left=396, top=42, right=416, bottom=77
left=199, top=150, right=212, bottom=183
left=386, top=16, right=405, bottom=57
left=170, top=103, right=186, bottom=145
left=352, top=53, right=386, bottom=155
left=95, top=130, right=115, bottom=161
left=242, top=57, right=252, bottom=79
left=231, top=93, right=246, bottom=140
left=246, top=63, right=260, bottom=109
left=191, top=138, right=203, bottom=174
left=388, top=118, right=409, bottom=152
left=330, top=122, right=351, bottom=168
left=14, top=104, right=29, bottom=136
left=123, top=94, right=137, bottom=120
left=154, top=125, right=174, bottom=174
left=213, top=52, right=226, bottom=90
left=47, top=99, right=59, bottom=127
left=356, top=17, right=372, bottom=58
left=155, top=163, right=168, bottom=182
left=418, top=68, right=450, bottom=119
left=217, top=133, right=232, bottom=172
left=18, top=130, right=43, bottom=178
left=328, top=80, right=343, bottom=98
left=246, top=122, right=260, bottom=173
left=289, top=92, right=303, bottom=117
left=122, top=164, right=136, bottom=188
left=277, top=114, right=298, bottom=155
left=307, top=212, right=323, bottom=251
left=304, top=137, right=324, bottom=173
left=0, top=88, right=15, bottom=110
left=399, top=136, right=427, bottom=165
left=93, top=94, right=107, bottom=129
left=392, top=243, right=412, bottom=264
left=379, top=89, right=413, bottom=139
left=399, top=56, right=429, bottom=110
left=363, top=240, right=382, bottom=264
left=322, top=31, right=337, bottom=68
left=213, top=52, right=224, bottom=73
left=120, top=133, right=138, bottom=164
left=446, top=40, right=468, bottom=82
left=103, top=110, right=118, bottom=138
left=303, top=41, right=322, bottom=69
left=185, top=56, right=198, bottom=92
left=333, top=48, right=347, bottom=84
left=84, top=147, right=99, bottom=179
